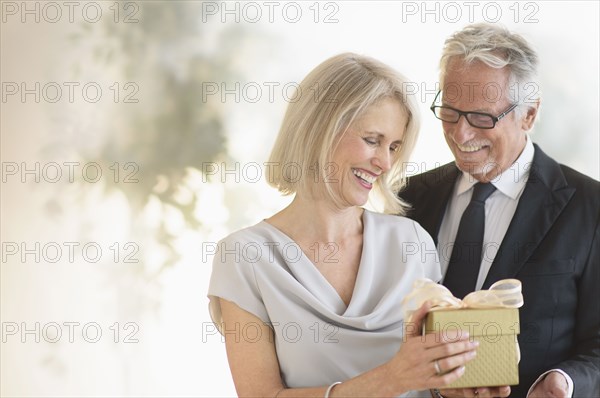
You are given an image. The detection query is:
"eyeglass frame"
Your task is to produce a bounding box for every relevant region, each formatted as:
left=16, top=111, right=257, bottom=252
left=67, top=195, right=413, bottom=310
left=430, top=90, right=520, bottom=129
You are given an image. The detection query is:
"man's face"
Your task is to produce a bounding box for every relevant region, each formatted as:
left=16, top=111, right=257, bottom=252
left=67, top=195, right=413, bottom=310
left=441, top=58, right=535, bottom=182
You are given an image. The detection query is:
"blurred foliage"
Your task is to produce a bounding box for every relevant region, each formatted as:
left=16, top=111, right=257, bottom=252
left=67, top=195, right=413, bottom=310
left=63, top=1, right=256, bottom=270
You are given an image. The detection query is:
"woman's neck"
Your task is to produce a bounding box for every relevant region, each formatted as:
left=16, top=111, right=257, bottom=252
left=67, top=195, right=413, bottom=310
left=266, top=196, right=364, bottom=243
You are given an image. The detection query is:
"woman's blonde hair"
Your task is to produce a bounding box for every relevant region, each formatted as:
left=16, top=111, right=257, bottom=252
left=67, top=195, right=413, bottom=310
left=267, top=53, right=420, bottom=215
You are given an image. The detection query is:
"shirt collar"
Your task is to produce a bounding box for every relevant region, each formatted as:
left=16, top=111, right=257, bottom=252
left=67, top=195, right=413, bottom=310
left=455, top=135, right=534, bottom=200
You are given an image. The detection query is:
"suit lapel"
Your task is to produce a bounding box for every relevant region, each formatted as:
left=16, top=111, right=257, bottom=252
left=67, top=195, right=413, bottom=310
left=414, top=163, right=459, bottom=245
left=482, top=145, right=576, bottom=288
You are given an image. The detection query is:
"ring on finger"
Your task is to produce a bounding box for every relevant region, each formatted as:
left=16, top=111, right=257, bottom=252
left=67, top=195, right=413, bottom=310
left=434, top=359, right=442, bottom=375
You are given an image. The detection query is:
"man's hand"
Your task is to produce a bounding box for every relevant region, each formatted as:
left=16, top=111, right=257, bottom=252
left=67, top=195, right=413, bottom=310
left=528, top=371, right=569, bottom=398
left=438, top=386, right=510, bottom=397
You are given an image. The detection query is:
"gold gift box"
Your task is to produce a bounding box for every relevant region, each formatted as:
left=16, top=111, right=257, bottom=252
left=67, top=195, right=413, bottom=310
left=424, top=308, right=520, bottom=389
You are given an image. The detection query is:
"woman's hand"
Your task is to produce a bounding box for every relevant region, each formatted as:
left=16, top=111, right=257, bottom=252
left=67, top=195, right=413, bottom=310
left=386, top=301, right=479, bottom=393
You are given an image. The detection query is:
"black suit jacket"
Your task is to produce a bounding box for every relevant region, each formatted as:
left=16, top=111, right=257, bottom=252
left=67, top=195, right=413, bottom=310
left=399, top=144, right=600, bottom=397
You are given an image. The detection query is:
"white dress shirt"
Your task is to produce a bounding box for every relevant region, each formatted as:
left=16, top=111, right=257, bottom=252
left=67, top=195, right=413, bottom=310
left=437, top=135, right=534, bottom=289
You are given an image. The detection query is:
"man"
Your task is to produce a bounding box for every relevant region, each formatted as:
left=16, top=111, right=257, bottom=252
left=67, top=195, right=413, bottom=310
left=399, top=23, right=599, bottom=398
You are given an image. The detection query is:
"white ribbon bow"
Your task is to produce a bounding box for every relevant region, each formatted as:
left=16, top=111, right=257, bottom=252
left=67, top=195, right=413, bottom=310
left=402, top=278, right=524, bottom=322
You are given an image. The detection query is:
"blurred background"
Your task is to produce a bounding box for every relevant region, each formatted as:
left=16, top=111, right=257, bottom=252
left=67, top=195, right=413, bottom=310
left=1, top=1, right=598, bottom=396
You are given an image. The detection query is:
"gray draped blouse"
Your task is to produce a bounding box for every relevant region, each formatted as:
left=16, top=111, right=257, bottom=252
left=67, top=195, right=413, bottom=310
left=208, top=210, right=441, bottom=395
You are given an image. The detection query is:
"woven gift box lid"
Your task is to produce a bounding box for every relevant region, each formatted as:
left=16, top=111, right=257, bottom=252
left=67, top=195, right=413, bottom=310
left=424, top=308, right=520, bottom=388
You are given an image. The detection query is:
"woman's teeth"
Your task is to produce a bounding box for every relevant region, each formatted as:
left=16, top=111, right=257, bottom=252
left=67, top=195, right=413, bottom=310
left=352, top=169, right=376, bottom=184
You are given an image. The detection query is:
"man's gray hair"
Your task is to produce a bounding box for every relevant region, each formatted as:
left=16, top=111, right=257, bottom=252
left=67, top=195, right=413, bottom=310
left=440, top=23, right=540, bottom=115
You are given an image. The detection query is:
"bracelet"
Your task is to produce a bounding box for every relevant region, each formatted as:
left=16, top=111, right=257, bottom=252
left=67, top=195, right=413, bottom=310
left=431, top=389, right=445, bottom=398
left=324, top=381, right=342, bottom=398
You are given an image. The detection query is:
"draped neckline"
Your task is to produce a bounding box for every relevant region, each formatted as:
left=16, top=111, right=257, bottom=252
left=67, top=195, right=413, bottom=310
left=259, top=210, right=374, bottom=317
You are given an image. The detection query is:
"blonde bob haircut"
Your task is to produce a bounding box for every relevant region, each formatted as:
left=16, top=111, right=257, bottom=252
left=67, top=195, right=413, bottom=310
left=267, top=53, right=420, bottom=215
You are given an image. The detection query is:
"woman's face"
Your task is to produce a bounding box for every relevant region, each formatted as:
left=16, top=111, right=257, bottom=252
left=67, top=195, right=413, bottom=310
left=328, top=98, right=407, bottom=208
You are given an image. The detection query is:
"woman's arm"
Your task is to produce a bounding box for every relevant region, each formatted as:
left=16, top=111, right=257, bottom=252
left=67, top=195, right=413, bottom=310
left=220, top=299, right=478, bottom=397
left=221, top=298, right=341, bottom=397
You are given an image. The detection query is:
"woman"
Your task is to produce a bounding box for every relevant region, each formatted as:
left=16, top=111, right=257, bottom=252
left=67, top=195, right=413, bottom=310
left=208, top=53, right=477, bottom=397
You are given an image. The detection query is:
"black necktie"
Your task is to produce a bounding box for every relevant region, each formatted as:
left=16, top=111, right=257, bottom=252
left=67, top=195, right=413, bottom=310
left=443, top=182, right=497, bottom=298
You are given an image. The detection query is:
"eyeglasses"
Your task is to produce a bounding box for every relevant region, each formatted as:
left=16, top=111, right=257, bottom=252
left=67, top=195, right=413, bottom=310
left=430, top=91, right=519, bottom=129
